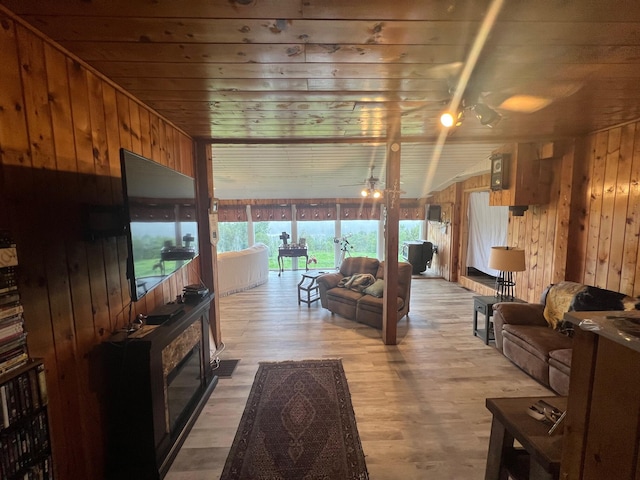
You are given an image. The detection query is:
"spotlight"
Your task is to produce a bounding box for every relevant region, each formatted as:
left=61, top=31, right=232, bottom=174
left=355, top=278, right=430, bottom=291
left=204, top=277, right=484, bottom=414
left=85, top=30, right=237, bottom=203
left=474, top=103, right=501, bottom=128
left=440, top=110, right=464, bottom=128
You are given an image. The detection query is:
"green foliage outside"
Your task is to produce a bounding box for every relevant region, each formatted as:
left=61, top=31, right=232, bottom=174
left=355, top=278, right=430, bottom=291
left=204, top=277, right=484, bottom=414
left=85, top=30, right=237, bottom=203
left=217, top=222, right=249, bottom=252
left=217, top=219, right=423, bottom=271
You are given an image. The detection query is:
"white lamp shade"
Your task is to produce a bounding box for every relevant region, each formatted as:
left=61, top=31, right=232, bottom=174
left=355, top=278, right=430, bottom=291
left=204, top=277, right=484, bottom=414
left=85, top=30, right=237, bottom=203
left=488, top=246, right=525, bottom=272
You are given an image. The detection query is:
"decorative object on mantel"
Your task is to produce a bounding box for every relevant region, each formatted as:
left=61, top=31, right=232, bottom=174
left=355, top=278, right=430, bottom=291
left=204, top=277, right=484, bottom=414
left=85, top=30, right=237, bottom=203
left=220, top=359, right=368, bottom=480
left=488, top=246, right=526, bottom=300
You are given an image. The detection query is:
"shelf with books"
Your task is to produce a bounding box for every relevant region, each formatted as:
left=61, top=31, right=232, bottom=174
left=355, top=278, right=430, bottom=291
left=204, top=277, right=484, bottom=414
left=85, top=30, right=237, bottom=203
left=0, top=231, right=27, bottom=376
left=0, top=359, right=53, bottom=480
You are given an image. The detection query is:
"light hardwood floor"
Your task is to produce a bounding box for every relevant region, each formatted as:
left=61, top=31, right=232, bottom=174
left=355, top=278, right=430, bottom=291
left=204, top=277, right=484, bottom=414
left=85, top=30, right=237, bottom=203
left=165, top=271, right=552, bottom=480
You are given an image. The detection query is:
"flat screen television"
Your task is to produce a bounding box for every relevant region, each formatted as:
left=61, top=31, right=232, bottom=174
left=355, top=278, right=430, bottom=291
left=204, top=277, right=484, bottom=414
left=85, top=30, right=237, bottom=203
left=120, top=149, right=199, bottom=301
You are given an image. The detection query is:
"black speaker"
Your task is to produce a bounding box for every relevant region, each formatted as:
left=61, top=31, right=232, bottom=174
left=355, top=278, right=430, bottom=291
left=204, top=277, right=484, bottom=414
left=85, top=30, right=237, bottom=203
left=490, top=153, right=509, bottom=191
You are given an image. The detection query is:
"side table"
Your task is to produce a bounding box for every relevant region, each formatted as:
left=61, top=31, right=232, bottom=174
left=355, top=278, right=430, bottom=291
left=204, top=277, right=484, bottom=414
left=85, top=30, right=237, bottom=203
left=297, top=271, right=325, bottom=308
left=473, top=296, right=499, bottom=345
left=485, top=396, right=566, bottom=480
left=473, top=295, right=525, bottom=345
left=277, top=247, right=308, bottom=276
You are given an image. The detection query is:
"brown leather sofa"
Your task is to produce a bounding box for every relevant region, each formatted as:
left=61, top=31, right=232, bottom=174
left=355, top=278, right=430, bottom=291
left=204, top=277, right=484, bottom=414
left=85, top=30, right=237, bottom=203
left=493, top=281, right=640, bottom=395
left=316, top=257, right=412, bottom=329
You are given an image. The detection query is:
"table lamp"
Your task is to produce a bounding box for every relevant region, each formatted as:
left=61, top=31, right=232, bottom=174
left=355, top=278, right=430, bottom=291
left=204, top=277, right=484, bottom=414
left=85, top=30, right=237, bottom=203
left=488, top=246, right=526, bottom=300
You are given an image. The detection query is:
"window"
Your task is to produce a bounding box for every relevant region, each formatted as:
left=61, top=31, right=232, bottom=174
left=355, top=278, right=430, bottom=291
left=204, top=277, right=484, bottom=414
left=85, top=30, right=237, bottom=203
left=217, top=222, right=249, bottom=253
left=398, top=219, right=422, bottom=261
left=341, top=220, right=378, bottom=259
left=255, top=221, right=291, bottom=269
left=297, top=220, right=335, bottom=269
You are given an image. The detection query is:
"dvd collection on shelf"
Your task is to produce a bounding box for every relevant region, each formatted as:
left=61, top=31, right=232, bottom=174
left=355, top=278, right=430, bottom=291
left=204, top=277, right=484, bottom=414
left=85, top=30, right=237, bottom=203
left=0, top=231, right=54, bottom=479
left=0, top=232, right=27, bottom=376
left=0, top=361, right=52, bottom=479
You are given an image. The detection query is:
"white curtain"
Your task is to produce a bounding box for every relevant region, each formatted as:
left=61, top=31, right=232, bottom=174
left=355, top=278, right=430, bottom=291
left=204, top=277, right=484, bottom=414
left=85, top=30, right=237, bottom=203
left=466, top=191, right=508, bottom=276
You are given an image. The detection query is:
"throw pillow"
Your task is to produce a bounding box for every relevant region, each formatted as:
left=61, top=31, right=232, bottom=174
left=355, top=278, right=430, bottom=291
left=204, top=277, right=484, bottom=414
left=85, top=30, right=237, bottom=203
left=363, top=279, right=384, bottom=297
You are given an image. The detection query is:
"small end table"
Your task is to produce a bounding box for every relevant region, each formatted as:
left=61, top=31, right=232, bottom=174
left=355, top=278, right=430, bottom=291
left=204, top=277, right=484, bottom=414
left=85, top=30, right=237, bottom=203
left=297, top=271, right=325, bottom=308
left=473, top=295, right=525, bottom=345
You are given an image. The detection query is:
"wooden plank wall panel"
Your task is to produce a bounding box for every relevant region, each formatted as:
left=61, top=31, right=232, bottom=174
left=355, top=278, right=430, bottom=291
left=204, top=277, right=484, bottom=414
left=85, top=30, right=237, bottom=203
left=584, top=131, right=608, bottom=286
left=507, top=151, right=571, bottom=302
left=596, top=127, right=621, bottom=288
left=12, top=23, right=81, bottom=480
left=549, top=142, right=573, bottom=283
left=574, top=121, right=640, bottom=296
left=426, top=184, right=456, bottom=280
left=0, top=12, right=198, bottom=479
left=566, top=136, right=594, bottom=283
left=609, top=123, right=634, bottom=292
left=628, top=128, right=640, bottom=294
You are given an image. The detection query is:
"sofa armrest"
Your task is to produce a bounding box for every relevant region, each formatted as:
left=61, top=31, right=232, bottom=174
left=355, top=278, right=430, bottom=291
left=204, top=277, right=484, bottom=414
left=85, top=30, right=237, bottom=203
left=493, top=303, right=547, bottom=351
left=316, top=272, right=342, bottom=290
left=316, top=272, right=343, bottom=308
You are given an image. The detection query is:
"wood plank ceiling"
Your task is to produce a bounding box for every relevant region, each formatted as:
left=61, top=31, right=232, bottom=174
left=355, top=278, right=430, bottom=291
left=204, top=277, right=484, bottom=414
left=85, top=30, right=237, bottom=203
left=4, top=0, right=640, bottom=199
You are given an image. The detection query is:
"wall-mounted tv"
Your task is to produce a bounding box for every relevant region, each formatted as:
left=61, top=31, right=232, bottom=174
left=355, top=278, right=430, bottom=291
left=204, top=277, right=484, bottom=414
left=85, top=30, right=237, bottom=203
left=120, top=149, right=199, bottom=302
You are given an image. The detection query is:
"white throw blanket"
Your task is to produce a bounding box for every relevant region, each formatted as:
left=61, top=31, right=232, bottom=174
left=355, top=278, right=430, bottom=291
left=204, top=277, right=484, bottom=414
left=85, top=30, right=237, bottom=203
left=338, top=273, right=376, bottom=292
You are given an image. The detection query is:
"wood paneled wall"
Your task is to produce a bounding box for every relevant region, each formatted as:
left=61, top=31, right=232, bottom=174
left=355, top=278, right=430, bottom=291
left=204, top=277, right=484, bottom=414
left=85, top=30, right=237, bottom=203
left=0, top=11, right=199, bottom=480
left=430, top=125, right=640, bottom=303
left=426, top=184, right=458, bottom=280
left=503, top=130, right=640, bottom=302
left=568, top=122, right=640, bottom=296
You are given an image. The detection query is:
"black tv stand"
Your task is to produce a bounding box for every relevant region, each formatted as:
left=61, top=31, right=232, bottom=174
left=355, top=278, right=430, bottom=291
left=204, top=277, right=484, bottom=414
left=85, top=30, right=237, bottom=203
left=104, top=294, right=216, bottom=479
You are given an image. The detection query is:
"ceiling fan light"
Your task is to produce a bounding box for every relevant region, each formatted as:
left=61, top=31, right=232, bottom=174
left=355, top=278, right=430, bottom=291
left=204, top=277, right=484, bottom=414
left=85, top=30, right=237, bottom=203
left=373, top=190, right=382, bottom=199
left=361, top=189, right=369, bottom=197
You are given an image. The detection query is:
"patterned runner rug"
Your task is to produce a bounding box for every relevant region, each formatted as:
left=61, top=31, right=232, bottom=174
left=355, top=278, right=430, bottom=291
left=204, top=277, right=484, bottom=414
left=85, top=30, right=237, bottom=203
left=220, top=359, right=369, bottom=480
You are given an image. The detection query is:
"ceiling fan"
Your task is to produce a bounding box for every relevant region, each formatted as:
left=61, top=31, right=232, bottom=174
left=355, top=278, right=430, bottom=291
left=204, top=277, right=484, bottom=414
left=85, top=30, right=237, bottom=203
left=398, top=0, right=585, bottom=129
left=479, top=79, right=584, bottom=114
left=339, top=167, right=384, bottom=198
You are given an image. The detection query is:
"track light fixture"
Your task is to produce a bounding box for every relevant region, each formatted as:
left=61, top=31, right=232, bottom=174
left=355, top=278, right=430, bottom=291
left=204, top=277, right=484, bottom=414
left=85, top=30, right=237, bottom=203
left=474, top=103, right=502, bottom=128
left=439, top=101, right=501, bottom=129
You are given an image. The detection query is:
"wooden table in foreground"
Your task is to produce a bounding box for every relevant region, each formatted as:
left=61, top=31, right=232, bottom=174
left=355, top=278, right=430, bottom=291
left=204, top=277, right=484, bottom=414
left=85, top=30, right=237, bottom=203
left=485, top=396, right=567, bottom=480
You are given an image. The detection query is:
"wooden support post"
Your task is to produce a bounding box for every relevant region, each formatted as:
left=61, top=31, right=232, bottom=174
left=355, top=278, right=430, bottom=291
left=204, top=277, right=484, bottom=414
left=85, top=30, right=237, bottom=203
left=382, top=111, right=401, bottom=345
left=194, top=140, right=222, bottom=348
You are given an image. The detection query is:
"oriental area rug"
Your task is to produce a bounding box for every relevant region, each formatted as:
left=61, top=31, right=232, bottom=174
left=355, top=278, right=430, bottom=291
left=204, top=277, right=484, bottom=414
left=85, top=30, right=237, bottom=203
left=220, top=359, right=369, bottom=480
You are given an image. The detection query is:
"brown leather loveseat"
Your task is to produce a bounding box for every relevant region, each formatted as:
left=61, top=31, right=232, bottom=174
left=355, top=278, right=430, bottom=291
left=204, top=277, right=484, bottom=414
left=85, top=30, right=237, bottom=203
left=493, top=281, right=640, bottom=395
left=316, top=257, right=412, bottom=329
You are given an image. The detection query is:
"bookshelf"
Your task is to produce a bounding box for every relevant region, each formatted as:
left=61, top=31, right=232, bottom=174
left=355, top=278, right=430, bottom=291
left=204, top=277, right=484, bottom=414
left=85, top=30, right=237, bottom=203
left=0, top=231, right=53, bottom=478
left=0, top=359, right=53, bottom=479
left=0, top=231, right=28, bottom=377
